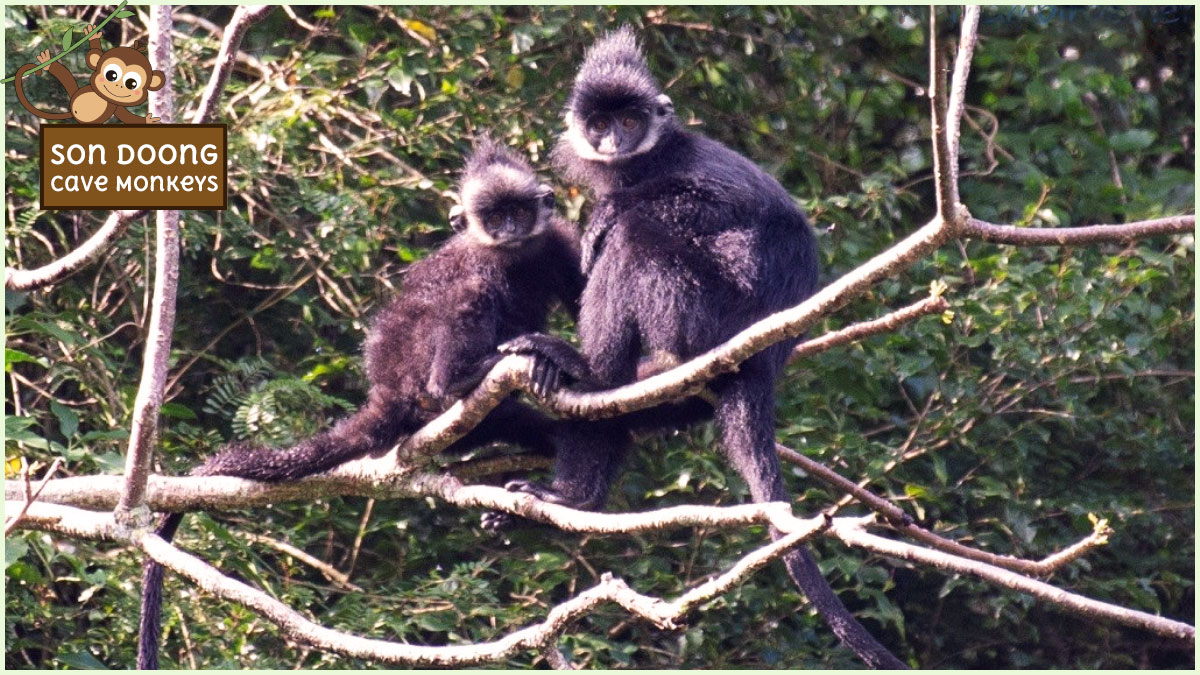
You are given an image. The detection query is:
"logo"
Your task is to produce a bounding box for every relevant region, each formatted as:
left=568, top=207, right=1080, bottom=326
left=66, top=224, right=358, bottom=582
left=4, top=1, right=228, bottom=210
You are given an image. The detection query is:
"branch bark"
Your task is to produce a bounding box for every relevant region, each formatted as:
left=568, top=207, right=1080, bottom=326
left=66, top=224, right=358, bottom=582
left=189, top=5, right=274, bottom=125
left=963, top=215, right=1195, bottom=246
left=4, top=210, right=147, bottom=292
left=831, top=519, right=1195, bottom=643
left=115, top=6, right=180, bottom=522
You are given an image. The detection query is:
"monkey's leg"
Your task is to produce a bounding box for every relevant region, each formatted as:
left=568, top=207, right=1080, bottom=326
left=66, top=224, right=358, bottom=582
left=712, top=367, right=907, bottom=669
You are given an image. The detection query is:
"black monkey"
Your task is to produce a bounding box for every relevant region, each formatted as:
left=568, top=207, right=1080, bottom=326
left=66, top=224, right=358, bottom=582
left=500, top=28, right=906, bottom=668
left=136, top=137, right=590, bottom=669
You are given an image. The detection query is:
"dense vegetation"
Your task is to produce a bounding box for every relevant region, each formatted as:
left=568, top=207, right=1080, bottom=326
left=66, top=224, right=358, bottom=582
left=5, top=5, right=1193, bottom=669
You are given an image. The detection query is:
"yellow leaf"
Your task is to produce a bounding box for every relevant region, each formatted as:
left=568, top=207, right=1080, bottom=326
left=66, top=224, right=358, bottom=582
left=402, top=19, right=437, bottom=43
left=5, top=456, right=25, bottom=479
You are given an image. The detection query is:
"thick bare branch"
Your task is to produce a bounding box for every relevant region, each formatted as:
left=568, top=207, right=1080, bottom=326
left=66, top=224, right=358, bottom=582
left=133, top=518, right=817, bottom=667
left=189, top=5, right=274, bottom=124
left=4, top=210, right=146, bottom=292
left=831, top=519, right=1195, bottom=643
left=115, top=8, right=181, bottom=522
left=964, top=215, right=1195, bottom=246
left=4, top=501, right=121, bottom=540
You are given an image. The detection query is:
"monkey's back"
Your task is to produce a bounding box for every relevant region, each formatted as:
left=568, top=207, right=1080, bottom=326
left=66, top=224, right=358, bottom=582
left=363, top=223, right=581, bottom=415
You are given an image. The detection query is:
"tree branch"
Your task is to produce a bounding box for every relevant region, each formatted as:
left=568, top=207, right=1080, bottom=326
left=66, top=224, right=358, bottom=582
left=788, top=293, right=949, bottom=364
left=189, top=5, right=274, bottom=125
left=132, top=516, right=819, bottom=667
left=777, top=443, right=1116, bottom=577
left=3, top=458, right=64, bottom=536
left=963, top=215, right=1195, bottom=246
left=947, top=6, right=981, bottom=162
left=115, top=7, right=180, bottom=522
left=929, top=7, right=959, bottom=221
left=4, top=210, right=147, bottom=292
left=830, top=518, right=1195, bottom=643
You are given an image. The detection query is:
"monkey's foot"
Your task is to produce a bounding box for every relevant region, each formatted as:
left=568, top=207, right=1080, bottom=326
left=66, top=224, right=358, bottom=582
left=480, top=479, right=583, bottom=533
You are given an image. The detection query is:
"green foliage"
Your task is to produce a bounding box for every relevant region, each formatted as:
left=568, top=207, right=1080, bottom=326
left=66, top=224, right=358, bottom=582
left=4, top=5, right=1193, bottom=670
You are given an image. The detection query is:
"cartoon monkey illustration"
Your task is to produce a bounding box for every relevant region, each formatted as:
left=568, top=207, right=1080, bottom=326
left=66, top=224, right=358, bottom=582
left=13, top=25, right=164, bottom=124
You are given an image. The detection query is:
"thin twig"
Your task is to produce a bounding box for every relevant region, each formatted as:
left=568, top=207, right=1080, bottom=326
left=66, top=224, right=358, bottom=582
left=4, top=458, right=65, bottom=536
left=241, top=531, right=364, bottom=592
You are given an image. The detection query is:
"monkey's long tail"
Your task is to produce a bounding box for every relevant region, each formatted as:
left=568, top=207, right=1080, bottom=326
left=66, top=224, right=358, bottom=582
left=12, top=64, right=74, bottom=120
left=136, top=399, right=415, bottom=669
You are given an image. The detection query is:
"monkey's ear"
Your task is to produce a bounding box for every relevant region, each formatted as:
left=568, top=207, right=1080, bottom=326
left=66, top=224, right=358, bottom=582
left=536, top=184, right=555, bottom=209
left=655, top=94, right=674, bottom=117
left=449, top=204, right=467, bottom=232
left=147, top=70, right=165, bottom=92
left=86, top=49, right=101, bottom=70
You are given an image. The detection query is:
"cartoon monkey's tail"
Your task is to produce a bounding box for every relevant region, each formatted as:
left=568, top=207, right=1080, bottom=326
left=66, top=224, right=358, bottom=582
left=12, top=64, right=74, bottom=120
left=135, top=399, right=417, bottom=669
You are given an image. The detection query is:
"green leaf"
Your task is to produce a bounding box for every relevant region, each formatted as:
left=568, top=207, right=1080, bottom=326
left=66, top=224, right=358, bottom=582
left=115, top=10, right=134, bottom=18
left=62, top=29, right=73, bottom=51
left=1109, top=129, right=1156, bottom=153
left=5, top=537, right=29, bottom=567
left=50, top=401, right=79, bottom=439
left=56, top=649, right=108, bottom=670
left=5, top=348, right=48, bottom=371
left=159, top=402, right=198, bottom=420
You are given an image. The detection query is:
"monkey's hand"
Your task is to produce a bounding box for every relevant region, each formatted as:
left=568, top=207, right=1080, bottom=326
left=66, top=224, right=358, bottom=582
left=498, top=333, right=592, bottom=397
left=84, top=24, right=98, bottom=37
left=35, top=49, right=53, bottom=72
left=145, top=114, right=162, bottom=124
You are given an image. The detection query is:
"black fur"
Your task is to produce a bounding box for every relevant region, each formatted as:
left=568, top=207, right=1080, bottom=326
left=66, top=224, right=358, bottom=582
left=506, top=27, right=905, bottom=668
left=136, top=138, right=585, bottom=669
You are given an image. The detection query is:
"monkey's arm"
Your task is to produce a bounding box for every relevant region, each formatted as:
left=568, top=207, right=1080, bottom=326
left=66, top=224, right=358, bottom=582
left=86, top=24, right=103, bottom=52
left=44, top=61, right=80, bottom=96
left=426, top=296, right=500, bottom=401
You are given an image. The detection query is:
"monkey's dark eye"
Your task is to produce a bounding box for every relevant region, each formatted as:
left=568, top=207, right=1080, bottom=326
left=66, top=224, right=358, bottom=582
left=591, top=119, right=609, bottom=132
left=514, top=207, right=532, bottom=221
left=125, top=73, right=143, bottom=90
left=103, top=64, right=122, bottom=82
left=620, top=116, right=639, bottom=130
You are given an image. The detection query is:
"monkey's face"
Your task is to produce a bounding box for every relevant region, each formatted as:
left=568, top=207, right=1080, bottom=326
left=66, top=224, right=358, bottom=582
left=87, top=48, right=164, bottom=106
left=471, top=191, right=553, bottom=247
left=566, top=94, right=674, bottom=164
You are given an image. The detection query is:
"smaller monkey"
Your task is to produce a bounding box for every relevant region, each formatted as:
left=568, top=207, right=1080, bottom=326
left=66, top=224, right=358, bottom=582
left=136, top=137, right=595, bottom=669
left=13, top=25, right=163, bottom=124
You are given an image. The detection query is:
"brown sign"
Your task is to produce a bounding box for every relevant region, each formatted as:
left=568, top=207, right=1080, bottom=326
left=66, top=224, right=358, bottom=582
left=39, top=124, right=227, bottom=210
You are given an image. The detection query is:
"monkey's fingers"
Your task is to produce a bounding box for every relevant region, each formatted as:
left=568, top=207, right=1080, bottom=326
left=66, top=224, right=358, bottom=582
left=36, top=49, right=52, bottom=65
left=85, top=24, right=97, bottom=36
left=146, top=115, right=162, bottom=124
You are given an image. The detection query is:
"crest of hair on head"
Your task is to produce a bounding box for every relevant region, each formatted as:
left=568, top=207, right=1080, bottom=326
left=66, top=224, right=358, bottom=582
left=569, top=25, right=661, bottom=115
left=460, top=135, right=541, bottom=215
